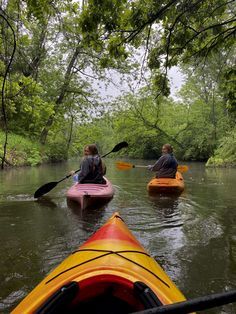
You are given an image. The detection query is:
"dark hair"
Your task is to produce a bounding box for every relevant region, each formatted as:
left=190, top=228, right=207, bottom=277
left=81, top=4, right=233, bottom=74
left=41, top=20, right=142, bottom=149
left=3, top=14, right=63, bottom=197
left=84, top=144, right=99, bottom=155
left=163, top=143, right=173, bottom=153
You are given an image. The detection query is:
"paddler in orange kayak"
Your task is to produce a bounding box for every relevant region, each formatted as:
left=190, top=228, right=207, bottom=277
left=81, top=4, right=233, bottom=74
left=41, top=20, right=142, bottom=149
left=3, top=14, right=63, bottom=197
left=147, top=143, right=178, bottom=178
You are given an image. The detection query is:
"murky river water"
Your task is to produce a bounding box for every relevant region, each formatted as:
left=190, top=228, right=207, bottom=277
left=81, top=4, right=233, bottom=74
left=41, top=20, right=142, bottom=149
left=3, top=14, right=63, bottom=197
left=0, top=159, right=236, bottom=313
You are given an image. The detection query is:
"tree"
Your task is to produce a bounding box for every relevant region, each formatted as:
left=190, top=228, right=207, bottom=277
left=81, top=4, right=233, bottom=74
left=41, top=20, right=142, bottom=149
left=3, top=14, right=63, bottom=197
left=79, top=0, right=236, bottom=94
left=177, top=51, right=233, bottom=160
left=1, top=1, right=126, bottom=147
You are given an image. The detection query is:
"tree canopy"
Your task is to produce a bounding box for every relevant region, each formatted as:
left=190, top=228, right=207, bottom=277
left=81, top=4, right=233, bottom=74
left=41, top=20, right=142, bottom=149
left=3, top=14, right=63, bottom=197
left=78, top=0, right=236, bottom=93
left=0, top=0, right=235, bottom=167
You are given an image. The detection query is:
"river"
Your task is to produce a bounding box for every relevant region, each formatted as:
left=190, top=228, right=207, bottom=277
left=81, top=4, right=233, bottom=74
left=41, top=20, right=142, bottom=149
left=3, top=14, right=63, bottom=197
left=0, top=159, right=236, bottom=313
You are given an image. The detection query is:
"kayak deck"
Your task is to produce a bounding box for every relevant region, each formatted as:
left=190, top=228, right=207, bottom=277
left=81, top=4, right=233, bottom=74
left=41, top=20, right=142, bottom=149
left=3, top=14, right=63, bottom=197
left=12, top=213, right=186, bottom=314
left=66, top=177, right=114, bottom=209
left=147, top=171, right=184, bottom=195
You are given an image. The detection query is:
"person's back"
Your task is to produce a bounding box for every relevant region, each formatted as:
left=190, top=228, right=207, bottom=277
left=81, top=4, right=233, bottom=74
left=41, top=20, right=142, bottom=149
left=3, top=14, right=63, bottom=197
left=71, top=144, right=106, bottom=184
left=79, top=154, right=106, bottom=184
left=148, top=144, right=178, bottom=178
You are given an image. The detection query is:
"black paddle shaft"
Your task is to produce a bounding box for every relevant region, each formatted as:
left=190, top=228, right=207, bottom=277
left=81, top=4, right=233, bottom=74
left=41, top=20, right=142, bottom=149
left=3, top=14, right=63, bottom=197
left=34, top=141, right=128, bottom=198
left=131, top=289, right=236, bottom=314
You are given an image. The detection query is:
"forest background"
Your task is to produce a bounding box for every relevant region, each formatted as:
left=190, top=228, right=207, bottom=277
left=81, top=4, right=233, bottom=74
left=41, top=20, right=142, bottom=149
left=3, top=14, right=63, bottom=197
left=0, top=0, right=235, bottom=168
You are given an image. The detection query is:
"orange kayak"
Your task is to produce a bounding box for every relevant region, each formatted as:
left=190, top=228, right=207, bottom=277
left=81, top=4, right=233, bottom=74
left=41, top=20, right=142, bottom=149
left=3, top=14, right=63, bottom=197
left=147, top=171, right=184, bottom=195
left=12, top=212, right=186, bottom=313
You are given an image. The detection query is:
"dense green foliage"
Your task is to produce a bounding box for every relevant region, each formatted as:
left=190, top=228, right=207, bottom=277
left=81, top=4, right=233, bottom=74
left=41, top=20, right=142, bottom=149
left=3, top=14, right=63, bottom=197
left=73, top=79, right=232, bottom=162
left=79, top=0, right=236, bottom=95
left=207, top=128, right=236, bottom=167
left=0, top=0, right=235, bottom=167
left=0, top=131, right=43, bottom=166
left=0, top=130, right=70, bottom=166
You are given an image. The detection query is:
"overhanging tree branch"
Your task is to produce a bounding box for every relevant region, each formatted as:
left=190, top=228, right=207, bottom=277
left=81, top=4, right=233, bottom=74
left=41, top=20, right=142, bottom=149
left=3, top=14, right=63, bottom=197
left=131, top=97, right=185, bottom=149
left=122, top=0, right=179, bottom=44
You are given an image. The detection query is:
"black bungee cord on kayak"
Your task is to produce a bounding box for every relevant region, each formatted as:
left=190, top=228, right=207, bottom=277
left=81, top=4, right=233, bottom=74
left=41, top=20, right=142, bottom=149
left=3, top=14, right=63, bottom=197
left=45, top=248, right=170, bottom=288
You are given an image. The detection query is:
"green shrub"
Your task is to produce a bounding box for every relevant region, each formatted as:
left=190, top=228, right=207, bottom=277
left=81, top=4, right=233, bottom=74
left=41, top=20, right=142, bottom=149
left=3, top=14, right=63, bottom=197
left=45, top=142, right=68, bottom=162
left=206, top=128, right=236, bottom=167
left=0, top=131, right=45, bottom=166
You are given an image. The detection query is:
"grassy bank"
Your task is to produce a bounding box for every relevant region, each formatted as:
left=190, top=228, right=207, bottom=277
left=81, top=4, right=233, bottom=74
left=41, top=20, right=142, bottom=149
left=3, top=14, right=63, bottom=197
left=0, top=131, right=47, bottom=167
left=0, top=131, right=68, bottom=167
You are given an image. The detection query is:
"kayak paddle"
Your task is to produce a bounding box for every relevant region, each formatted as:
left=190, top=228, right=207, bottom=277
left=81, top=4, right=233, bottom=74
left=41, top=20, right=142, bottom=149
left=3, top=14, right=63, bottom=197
left=34, top=141, right=128, bottom=198
left=131, top=289, right=236, bottom=314
left=116, top=161, right=189, bottom=173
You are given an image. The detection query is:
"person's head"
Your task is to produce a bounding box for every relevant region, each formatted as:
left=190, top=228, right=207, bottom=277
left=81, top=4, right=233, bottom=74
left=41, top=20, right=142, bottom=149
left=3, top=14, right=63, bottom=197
left=162, top=143, right=173, bottom=154
left=83, top=144, right=99, bottom=156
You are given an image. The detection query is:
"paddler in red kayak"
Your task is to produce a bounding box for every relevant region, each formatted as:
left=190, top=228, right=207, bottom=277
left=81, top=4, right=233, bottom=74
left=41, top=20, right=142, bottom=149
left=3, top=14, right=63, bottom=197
left=70, top=144, right=106, bottom=184
left=148, top=143, right=178, bottom=178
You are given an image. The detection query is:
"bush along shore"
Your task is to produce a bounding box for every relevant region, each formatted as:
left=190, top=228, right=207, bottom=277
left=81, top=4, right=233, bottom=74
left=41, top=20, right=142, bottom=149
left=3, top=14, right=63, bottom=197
left=206, top=129, right=236, bottom=168
left=0, top=131, right=67, bottom=168
left=1, top=127, right=236, bottom=169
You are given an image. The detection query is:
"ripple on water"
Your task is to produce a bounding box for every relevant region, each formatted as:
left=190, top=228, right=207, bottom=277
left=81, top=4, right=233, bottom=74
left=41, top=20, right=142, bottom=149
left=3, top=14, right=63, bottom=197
left=0, top=290, right=26, bottom=312
left=121, top=195, right=199, bottom=285
left=6, top=194, right=35, bottom=202
left=124, top=208, right=162, bottom=231
left=184, top=216, right=224, bottom=246
left=42, top=237, right=78, bottom=274
left=4, top=272, right=23, bottom=282
left=2, top=162, right=236, bottom=314
left=149, top=226, right=186, bottom=283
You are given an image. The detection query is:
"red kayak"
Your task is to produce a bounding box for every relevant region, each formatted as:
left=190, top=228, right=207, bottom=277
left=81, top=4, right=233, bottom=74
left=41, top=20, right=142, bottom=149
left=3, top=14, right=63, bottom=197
left=66, top=177, right=114, bottom=209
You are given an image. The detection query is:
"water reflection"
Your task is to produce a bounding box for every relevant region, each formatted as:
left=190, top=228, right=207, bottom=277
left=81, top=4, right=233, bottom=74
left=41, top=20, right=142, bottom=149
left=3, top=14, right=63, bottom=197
left=36, top=196, right=58, bottom=209
left=149, top=195, right=179, bottom=213
left=149, top=195, right=183, bottom=228
left=67, top=199, right=106, bottom=233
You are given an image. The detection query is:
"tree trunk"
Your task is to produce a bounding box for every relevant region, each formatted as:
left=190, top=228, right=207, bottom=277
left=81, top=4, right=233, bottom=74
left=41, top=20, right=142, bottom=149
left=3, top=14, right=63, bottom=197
left=67, top=114, right=74, bottom=151
left=40, top=45, right=81, bottom=144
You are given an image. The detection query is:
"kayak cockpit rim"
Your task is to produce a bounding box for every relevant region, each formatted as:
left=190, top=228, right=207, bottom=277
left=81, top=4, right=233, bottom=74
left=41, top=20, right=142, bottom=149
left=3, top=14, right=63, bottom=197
left=36, top=277, right=163, bottom=314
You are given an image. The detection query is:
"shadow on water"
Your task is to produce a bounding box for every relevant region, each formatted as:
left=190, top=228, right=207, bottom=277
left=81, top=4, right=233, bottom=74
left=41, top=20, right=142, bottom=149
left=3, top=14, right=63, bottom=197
left=148, top=194, right=183, bottom=228
left=35, top=196, right=58, bottom=209
left=67, top=199, right=106, bottom=232
left=149, top=194, right=180, bottom=211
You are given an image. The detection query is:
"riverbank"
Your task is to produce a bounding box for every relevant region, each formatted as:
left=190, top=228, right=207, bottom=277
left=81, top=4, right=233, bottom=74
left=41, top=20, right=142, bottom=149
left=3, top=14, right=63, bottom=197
left=206, top=128, right=236, bottom=167
left=206, top=157, right=236, bottom=167
left=1, top=130, right=236, bottom=169
left=0, top=131, right=67, bottom=167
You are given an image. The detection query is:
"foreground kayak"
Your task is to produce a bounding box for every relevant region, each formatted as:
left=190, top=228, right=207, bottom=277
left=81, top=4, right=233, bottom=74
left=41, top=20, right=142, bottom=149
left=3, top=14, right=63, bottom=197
left=147, top=171, right=184, bottom=195
left=12, top=212, right=186, bottom=314
left=66, top=177, right=114, bottom=209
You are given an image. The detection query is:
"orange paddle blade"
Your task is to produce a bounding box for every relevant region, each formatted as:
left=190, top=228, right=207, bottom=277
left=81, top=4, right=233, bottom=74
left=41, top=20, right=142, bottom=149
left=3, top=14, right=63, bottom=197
left=116, top=161, right=134, bottom=170
left=177, top=165, right=189, bottom=173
